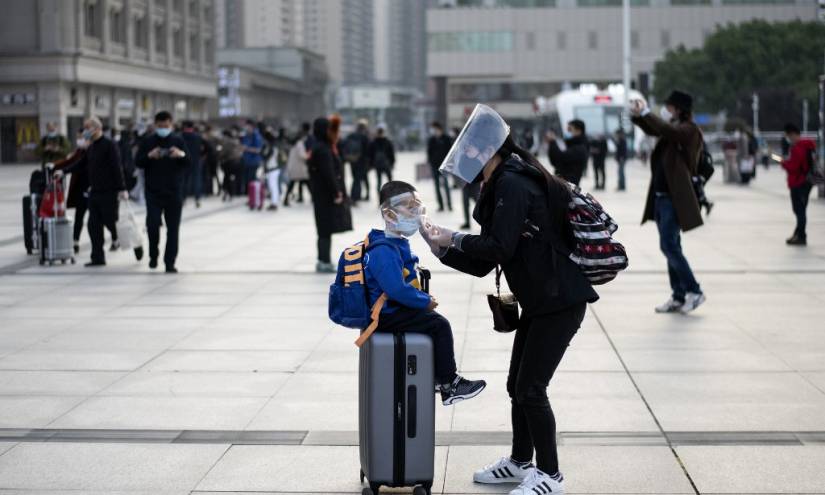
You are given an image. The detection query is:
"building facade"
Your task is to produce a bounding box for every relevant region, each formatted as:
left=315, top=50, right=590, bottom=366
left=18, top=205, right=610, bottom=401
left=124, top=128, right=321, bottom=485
left=374, top=0, right=429, bottom=91
left=427, top=0, right=818, bottom=126
left=215, top=0, right=301, bottom=49
left=0, top=0, right=217, bottom=164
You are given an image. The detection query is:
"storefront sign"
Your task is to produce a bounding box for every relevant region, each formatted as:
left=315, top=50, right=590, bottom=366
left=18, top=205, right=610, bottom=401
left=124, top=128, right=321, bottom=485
left=1, top=93, right=36, bottom=105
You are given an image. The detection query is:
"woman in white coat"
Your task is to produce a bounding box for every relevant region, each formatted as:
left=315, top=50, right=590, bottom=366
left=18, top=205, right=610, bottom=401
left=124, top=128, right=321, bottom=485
left=284, top=122, right=312, bottom=207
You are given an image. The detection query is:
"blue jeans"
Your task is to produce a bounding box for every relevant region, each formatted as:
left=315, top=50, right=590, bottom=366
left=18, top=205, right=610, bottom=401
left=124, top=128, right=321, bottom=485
left=654, top=195, right=701, bottom=301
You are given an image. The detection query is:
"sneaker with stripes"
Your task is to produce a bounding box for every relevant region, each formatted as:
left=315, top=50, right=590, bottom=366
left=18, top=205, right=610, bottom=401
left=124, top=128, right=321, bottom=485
left=509, top=468, right=564, bottom=495
left=472, top=457, right=533, bottom=484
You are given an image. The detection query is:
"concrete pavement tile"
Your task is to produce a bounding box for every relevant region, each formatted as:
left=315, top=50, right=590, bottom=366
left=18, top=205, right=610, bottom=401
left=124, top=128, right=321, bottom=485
left=173, top=325, right=329, bottom=350
left=803, top=372, right=825, bottom=394
left=0, top=305, right=109, bottom=318
left=0, top=371, right=125, bottom=395
left=142, top=350, right=310, bottom=372
left=103, top=370, right=291, bottom=397
left=634, top=372, right=825, bottom=431
left=0, top=442, right=18, bottom=456
left=0, top=328, right=70, bottom=352
left=48, top=396, right=269, bottom=430
left=0, top=442, right=228, bottom=491
left=28, top=329, right=189, bottom=351
left=0, top=491, right=189, bottom=495
left=66, top=317, right=209, bottom=333
left=300, top=349, right=359, bottom=373
left=195, top=445, right=448, bottom=493
left=0, top=349, right=161, bottom=371
left=0, top=396, right=87, bottom=428
left=677, top=445, right=825, bottom=493
left=606, top=325, right=763, bottom=350
left=106, top=304, right=232, bottom=318
left=619, top=348, right=792, bottom=372
left=131, top=293, right=250, bottom=306
left=450, top=372, right=657, bottom=432
left=443, top=445, right=694, bottom=494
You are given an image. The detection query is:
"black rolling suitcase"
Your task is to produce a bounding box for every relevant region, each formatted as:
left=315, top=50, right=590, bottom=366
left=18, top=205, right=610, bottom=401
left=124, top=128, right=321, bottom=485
left=358, top=269, right=434, bottom=495
left=22, top=194, right=39, bottom=254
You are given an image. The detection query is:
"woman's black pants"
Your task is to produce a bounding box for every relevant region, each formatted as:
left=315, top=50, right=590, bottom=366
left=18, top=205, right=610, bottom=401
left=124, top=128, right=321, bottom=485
left=508, top=303, right=586, bottom=475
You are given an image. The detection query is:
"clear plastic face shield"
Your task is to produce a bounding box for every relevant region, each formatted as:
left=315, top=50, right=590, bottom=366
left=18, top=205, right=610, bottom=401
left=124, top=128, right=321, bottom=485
left=439, top=104, right=510, bottom=185
left=381, top=192, right=427, bottom=238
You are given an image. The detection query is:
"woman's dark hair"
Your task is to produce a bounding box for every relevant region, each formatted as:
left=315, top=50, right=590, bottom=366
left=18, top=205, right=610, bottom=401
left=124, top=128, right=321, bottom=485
left=496, top=134, right=571, bottom=221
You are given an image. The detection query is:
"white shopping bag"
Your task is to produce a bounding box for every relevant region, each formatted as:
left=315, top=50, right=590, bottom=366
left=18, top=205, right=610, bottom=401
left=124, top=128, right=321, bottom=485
left=116, top=199, right=144, bottom=250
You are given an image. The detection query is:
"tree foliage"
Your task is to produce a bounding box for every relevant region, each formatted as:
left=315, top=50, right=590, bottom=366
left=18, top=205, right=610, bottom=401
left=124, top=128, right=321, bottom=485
left=652, top=20, right=825, bottom=122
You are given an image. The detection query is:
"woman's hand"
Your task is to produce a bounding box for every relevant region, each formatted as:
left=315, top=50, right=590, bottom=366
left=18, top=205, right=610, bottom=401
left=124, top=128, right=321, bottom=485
left=630, top=99, right=646, bottom=117
left=427, top=225, right=455, bottom=248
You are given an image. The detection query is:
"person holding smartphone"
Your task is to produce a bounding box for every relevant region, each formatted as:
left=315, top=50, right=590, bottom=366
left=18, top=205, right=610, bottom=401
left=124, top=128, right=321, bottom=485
left=780, top=123, right=816, bottom=246
left=630, top=91, right=706, bottom=314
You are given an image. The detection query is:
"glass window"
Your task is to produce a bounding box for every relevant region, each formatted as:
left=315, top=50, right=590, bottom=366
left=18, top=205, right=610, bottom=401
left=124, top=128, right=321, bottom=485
left=428, top=31, right=514, bottom=52
left=189, top=33, right=199, bottom=61
left=154, top=22, right=166, bottom=53
left=526, top=32, right=536, bottom=50
left=173, top=28, right=183, bottom=56
left=204, top=38, right=213, bottom=64
left=110, top=8, right=124, bottom=44
left=670, top=0, right=710, bottom=4
left=631, top=30, right=639, bottom=49
left=557, top=31, right=566, bottom=50
left=134, top=16, right=148, bottom=49
left=588, top=31, right=598, bottom=50
left=660, top=29, right=670, bottom=49
left=720, top=0, right=792, bottom=3
left=84, top=0, right=99, bottom=38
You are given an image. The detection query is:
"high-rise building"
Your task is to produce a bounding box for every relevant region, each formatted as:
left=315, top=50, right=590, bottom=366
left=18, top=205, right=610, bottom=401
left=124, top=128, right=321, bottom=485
left=427, top=0, right=818, bottom=126
left=215, top=0, right=300, bottom=49
left=374, top=0, right=428, bottom=90
left=0, top=0, right=217, bottom=164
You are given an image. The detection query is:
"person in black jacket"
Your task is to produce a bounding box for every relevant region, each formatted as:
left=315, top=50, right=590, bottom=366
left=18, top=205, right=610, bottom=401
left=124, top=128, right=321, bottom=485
left=180, top=121, right=205, bottom=208
left=547, top=119, right=588, bottom=185
left=589, top=134, right=608, bottom=190
left=426, top=121, right=453, bottom=212
left=57, top=117, right=128, bottom=267
left=135, top=111, right=189, bottom=273
left=367, top=126, right=396, bottom=202
left=307, top=117, right=347, bottom=273
left=420, top=104, right=598, bottom=495
left=613, top=127, right=628, bottom=191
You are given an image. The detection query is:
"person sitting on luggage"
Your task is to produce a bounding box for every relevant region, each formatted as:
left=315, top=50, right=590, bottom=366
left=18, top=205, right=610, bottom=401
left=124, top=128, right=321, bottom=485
left=366, top=180, right=486, bottom=406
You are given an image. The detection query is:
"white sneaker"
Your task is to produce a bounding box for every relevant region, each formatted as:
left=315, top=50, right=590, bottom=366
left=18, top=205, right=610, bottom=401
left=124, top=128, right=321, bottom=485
left=655, top=297, right=683, bottom=313
left=473, top=457, right=534, bottom=484
left=680, top=292, right=706, bottom=314
left=509, top=468, right=564, bottom=495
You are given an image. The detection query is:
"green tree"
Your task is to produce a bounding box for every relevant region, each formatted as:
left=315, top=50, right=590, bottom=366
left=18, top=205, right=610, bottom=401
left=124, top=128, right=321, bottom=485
left=652, top=20, right=825, bottom=126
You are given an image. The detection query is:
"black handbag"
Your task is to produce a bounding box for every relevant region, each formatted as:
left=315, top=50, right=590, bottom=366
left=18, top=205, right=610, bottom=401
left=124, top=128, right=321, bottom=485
left=330, top=198, right=353, bottom=234
left=487, top=265, right=519, bottom=333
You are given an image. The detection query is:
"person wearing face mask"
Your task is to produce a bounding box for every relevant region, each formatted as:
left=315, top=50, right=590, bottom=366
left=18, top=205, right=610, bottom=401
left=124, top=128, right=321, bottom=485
left=546, top=119, right=588, bottom=185
left=36, top=122, right=71, bottom=166
left=426, top=121, right=453, bottom=212
left=365, top=180, right=486, bottom=406
left=55, top=117, right=128, bottom=267
left=51, top=130, right=91, bottom=254
left=420, top=104, right=598, bottom=495
left=135, top=111, right=189, bottom=273
left=630, top=90, right=705, bottom=314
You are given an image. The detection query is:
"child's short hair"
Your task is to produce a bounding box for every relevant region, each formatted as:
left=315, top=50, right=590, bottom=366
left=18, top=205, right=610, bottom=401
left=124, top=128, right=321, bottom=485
left=379, top=181, right=417, bottom=205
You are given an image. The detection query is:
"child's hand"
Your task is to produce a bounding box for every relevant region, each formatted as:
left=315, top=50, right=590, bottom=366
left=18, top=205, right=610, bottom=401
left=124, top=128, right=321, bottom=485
left=427, top=297, right=439, bottom=310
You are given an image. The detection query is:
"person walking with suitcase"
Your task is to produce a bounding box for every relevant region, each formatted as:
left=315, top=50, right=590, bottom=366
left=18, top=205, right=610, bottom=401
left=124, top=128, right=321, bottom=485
left=135, top=111, right=189, bottom=273
left=421, top=105, right=599, bottom=495
left=56, top=117, right=127, bottom=267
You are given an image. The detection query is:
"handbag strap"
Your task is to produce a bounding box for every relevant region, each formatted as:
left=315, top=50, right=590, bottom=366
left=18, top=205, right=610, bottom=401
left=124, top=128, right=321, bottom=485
left=495, top=265, right=503, bottom=298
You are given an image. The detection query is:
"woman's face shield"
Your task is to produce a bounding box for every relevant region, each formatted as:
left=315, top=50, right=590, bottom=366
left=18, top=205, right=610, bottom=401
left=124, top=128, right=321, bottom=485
left=439, top=104, right=510, bottom=185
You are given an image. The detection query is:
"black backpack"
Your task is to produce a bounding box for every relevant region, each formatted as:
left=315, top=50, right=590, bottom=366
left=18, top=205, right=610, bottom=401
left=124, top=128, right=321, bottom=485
left=343, top=136, right=363, bottom=164
left=806, top=148, right=825, bottom=185
left=697, top=142, right=714, bottom=182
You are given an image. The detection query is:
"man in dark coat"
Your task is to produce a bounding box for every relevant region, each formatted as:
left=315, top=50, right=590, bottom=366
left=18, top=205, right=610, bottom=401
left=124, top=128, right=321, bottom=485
left=547, top=119, right=588, bottom=185
left=135, top=111, right=190, bottom=273
left=427, top=121, right=454, bottom=212
left=367, top=126, right=396, bottom=202
left=613, top=128, right=629, bottom=191
left=343, top=120, right=371, bottom=203
left=180, top=121, right=205, bottom=208
left=589, top=134, right=608, bottom=190
left=57, top=117, right=127, bottom=267
left=631, top=90, right=705, bottom=314
left=307, top=117, right=347, bottom=273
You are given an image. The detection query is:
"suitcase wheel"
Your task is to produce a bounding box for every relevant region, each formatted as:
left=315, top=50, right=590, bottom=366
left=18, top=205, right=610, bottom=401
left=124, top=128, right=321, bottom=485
left=361, top=487, right=374, bottom=495
left=413, top=486, right=430, bottom=495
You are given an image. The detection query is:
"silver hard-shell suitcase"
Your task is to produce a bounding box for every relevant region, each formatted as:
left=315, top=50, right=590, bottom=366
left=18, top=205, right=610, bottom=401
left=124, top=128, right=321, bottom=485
left=358, top=332, right=435, bottom=495
left=40, top=216, right=74, bottom=265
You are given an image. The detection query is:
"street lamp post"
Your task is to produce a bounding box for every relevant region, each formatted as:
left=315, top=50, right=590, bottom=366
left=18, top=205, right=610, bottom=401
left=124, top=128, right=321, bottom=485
left=622, top=0, right=631, bottom=130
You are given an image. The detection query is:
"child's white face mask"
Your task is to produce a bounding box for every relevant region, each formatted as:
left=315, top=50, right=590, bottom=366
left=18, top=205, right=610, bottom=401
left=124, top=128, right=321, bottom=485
left=382, top=192, right=426, bottom=238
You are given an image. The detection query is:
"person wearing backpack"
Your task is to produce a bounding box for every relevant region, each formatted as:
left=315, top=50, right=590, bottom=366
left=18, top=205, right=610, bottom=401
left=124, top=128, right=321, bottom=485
left=421, top=104, right=599, bottom=495
left=344, top=120, right=371, bottom=203
left=781, top=123, right=817, bottom=246
left=630, top=91, right=705, bottom=314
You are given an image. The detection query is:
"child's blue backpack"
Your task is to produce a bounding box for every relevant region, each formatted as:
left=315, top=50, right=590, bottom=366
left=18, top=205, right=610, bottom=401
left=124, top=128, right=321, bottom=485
left=328, top=236, right=398, bottom=346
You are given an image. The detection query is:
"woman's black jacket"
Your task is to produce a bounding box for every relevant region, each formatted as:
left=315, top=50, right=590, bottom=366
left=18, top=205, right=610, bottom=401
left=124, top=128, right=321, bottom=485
left=439, top=155, right=599, bottom=317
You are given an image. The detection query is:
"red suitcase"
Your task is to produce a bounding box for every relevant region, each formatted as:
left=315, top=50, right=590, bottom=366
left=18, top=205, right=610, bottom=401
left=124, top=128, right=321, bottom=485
left=247, top=180, right=265, bottom=210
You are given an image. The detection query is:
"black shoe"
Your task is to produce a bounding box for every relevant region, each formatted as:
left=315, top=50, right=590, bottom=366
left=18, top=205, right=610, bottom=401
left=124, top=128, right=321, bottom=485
left=440, top=376, right=486, bottom=406
left=437, top=207, right=445, bottom=212
left=459, top=223, right=470, bottom=230
left=134, top=246, right=144, bottom=261
left=73, top=242, right=80, bottom=254
left=165, top=266, right=178, bottom=273
left=195, top=200, right=201, bottom=208
left=267, top=204, right=278, bottom=211
left=149, top=258, right=158, bottom=269
left=705, top=202, right=714, bottom=216
left=787, top=236, right=807, bottom=246
left=84, top=260, right=105, bottom=267
left=109, top=241, right=120, bottom=252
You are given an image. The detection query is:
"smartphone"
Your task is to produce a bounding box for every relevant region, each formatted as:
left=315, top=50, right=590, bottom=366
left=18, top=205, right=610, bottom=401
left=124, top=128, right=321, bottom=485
left=770, top=153, right=783, bottom=163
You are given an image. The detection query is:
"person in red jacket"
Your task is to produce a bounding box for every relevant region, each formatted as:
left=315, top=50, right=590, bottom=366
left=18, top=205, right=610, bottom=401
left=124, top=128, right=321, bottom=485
left=781, top=123, right=816, bottom=246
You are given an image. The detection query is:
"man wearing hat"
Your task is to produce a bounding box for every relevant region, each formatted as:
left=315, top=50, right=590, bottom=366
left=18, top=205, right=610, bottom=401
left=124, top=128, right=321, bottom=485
left=631, top=90, right=706, bottom=314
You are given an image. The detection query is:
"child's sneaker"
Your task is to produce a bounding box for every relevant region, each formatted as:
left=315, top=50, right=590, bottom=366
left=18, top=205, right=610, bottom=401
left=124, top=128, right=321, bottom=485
left=473, top=457, right=534, bottom=484
left=440, top=375, right=486, bottom=406
left=509, top=468, right=564, bottom=495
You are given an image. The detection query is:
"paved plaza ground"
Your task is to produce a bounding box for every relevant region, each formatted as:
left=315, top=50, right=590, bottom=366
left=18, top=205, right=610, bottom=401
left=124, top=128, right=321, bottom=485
left=0, top=152, right=824, bottom=494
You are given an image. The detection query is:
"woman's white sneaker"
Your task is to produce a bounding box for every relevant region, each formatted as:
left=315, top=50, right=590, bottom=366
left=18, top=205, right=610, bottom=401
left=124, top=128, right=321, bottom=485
left=473, top=457, right=534, bottom=484
left=509, top=468, right=564, bottom=495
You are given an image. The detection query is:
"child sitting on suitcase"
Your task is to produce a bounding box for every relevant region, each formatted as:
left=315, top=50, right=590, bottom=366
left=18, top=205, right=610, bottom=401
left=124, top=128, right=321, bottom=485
left=366, top=181, right=486, bottom=405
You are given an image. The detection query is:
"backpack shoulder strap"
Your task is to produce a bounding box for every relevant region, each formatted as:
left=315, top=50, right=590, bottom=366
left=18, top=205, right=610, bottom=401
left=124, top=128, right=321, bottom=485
left=353, top=236, right=400, bottom=348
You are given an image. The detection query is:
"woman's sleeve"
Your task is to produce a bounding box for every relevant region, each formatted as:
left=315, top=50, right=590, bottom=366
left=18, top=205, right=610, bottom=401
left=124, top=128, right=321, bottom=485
left=456, top=175, right=529, bottom=264
left=313, top=147, right=340, bottom=195
left=438, top=248, right=496, bottom=278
